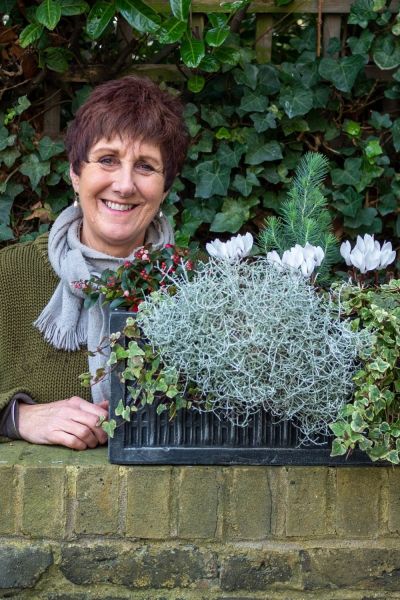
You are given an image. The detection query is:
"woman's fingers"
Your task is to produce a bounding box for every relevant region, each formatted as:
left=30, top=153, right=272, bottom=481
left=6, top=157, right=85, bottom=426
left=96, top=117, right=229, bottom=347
left=18, top=397, right=109, bottom=449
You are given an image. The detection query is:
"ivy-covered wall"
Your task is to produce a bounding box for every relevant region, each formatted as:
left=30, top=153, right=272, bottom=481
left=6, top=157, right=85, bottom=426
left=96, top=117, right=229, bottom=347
left=1, top=442, right=400, bottom=598
left=1, top=1, right=400, bottom=254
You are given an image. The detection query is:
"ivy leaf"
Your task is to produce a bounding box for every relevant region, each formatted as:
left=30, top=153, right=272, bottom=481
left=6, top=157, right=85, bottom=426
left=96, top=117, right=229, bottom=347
left=330, top=439, right=347, bottom=456
left=36, top=0, right=62, bottom=30
left=210, top=197, right=258, bottom=233
left=319, top=55, right=365, bottom=92
left=373, top=34, right=400, bottom=70
left=205, top=26, right=230, bottom=48
left=60, top=0, right=88, bottom=15
left=368, top=111, right=392, bottom=129
left=102, top=419, right=117, bottom=437
left=348, top=0, right=377, bottom=28
left=181, top=34, right=205, bottom=68
left=231, top=66, right=257, bottom=93
left=216, top=142, right=245, bottom=168
left=195, top=160, right=230, bottom=197
left=392, top=118, right=400, bottom=151
left=279, top=85, right=313, bottom=118
left=0, top=224, right=15, bottom=242
left=19, top=23, right=44, bottom=47
left=86, top=0, right=115, bottom=39
left=38, top=136, right=64, bottom=160
left=157, top=17, right=186, bottom=44
left=198, top=55, right=220, bottom=73
left=0, top=196, right=14, bottom=228
left=42, top=47, right=70, bottom=72
left=331, top=158, right=362, bottom=188
left=117, top=0, right=160, bottom=33
left=0, top=148, right=20, bottom=167
left=239, top=91, right=268, bottom=113
left=232, top=172, right=259, bottom=197
left=245, top=140, right=282, bottom=165
left=20, top=154, right=51, bottom=189
left=258, top=64, right=281, bottom=95
left=250, top=112, right=276, bottom=133
left=169, top=0, right=191, bottom=22
left=348, top=30, right=375, bottom=55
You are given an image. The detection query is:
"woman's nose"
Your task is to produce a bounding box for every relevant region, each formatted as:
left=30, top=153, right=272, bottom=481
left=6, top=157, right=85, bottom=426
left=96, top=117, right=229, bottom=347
left=111, top=165, right=136, bottom=197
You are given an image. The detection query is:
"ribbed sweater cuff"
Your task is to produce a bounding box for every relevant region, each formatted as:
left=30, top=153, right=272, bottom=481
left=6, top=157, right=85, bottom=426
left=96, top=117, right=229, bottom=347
left=0, top=394, right=35, bottom=439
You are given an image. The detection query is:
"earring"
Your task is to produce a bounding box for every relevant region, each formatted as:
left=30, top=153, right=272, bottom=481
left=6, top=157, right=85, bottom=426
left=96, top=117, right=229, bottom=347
left=73, top=192, right=79, bottom=208
left=158, top=208, right=164, bottom=218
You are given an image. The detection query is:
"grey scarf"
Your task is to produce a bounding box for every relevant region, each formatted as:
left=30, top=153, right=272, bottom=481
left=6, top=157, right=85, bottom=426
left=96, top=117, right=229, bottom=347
left=34, top=204, right=174, bottom=404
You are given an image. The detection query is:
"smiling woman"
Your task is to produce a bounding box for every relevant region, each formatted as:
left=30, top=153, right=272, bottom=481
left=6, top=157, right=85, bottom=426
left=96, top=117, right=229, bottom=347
left=0, top=76, right=189, bottom=450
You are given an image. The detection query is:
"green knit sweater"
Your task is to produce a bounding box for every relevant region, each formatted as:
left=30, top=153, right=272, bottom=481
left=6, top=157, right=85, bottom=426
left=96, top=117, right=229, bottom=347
left=0, top=234, right=90, bottom=421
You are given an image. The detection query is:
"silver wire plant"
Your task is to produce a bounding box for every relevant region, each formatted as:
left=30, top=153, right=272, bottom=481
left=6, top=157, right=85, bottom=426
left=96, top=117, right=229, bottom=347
left=136, top=257, right=369, bottom=443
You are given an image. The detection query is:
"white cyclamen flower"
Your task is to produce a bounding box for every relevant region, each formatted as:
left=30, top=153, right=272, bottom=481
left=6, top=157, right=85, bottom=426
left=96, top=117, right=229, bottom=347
left=340, top=234, right=396, bottom=273
left=267, top=243, right=325, bottom=277
left=206, top=233, right=253, bottom=261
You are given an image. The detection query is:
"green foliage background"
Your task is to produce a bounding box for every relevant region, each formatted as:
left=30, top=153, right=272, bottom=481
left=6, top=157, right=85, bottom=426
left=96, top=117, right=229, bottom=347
left=1, top=0, right=400, bottom=252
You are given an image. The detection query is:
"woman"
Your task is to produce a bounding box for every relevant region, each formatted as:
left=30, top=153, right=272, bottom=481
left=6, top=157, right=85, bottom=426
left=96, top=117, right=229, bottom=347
left=0, top=76, right=189, bottom=449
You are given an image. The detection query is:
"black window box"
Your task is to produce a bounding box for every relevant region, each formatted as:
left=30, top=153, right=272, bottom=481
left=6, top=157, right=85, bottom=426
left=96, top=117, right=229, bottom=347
left=108, top=311, right=377, bottom=466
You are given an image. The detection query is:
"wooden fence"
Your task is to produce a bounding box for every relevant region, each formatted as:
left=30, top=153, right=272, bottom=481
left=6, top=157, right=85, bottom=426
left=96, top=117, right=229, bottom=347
left=44, top=0, right=400, bottom=136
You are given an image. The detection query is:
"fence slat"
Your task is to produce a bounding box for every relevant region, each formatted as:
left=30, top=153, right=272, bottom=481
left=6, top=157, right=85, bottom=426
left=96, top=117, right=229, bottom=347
left=323, top=15, right=342, bottom=57
left=43, top=89, right=61, bottom=137
left=256, top=15, right=273, bottom=64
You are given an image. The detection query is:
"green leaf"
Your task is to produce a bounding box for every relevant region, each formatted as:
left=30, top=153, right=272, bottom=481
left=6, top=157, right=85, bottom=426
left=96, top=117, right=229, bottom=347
left=0, top=195, right=14, bottom=227
left=348, top=30, right=375, bottom=55
left=373, top=34, right=400, bottom=70
left=330, top=438, right=347, bottom=456
left=233, top=64, right=258, bottom=90
left=42, top=47, right=70, bottom=72
left=60, top=0, right=89, bottom=17
left=279, top=86, right=313, bottom=118
left=343, top=120, right=361, bottom=137
left=368, top=111, right=392, bottom=129
left=258, top=64, right=281, bottom=95
left=0, top=224, right=15, bottom=242
left=198, top=55, right=220, bottom=73
left=245, top=140, right=282, bottom=165
left=187, top=75, right=205, bottom=93
left=370, top=357, right=390, bottom=373
left=239, top=91, right=268, bottom=113
left=210, top=197, right=258, bottom=233
left=364, top=139, right=382, bottom=162
left=60, top=0, right=89, bottom=15
left=0, top=148, right=20, bottom=168
left=38, top=136, right=64, bottom=160
left=205, top=26, right=230, bottom=47
left=19, top=23, right=44, bottom=48
left=319, top=55, right=365, bottom=93
left=250, top=112, right=276, bottom=133
left=181, top=34, right=205, bottom=68
left=213, top=46, right=240, bottom=66
left=232, top=172, right=259, bottom=197
left=157, top=17, right=186, bottom=44
left=86, top=0, right=115, bottom=39
left=348, top=0, right=377, bottom=28
left=36, top=0, right=62, bottom=30
left=102, top=419, right=117, bottom=437
left=117, top=0, right=160, bottom=33
left=331, top=157, right=362, bottom=189
left=20, top=154, right=51, bottom=189
left=392, top=118, right=400, bottom=151
left=169, top=0, right=191, bottom=21
left=195, top=160, right=230, bottom=197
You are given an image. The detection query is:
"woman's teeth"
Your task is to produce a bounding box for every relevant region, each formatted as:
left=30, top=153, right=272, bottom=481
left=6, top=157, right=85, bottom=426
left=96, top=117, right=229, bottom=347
left=104, top=200, right=134, bottom=211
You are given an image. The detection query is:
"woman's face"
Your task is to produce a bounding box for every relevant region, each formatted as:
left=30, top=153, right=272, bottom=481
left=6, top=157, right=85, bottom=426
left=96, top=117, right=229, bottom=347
left=70, top=136, right=167, bottom=257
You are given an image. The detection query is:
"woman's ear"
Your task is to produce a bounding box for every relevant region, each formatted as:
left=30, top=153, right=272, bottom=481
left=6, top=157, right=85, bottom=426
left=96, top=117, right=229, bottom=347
left=69, top=165, right=79, bottom=192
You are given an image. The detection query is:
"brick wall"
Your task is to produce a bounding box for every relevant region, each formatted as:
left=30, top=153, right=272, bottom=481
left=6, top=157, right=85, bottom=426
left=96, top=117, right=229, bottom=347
left=1, top=441, right=400, bottom=599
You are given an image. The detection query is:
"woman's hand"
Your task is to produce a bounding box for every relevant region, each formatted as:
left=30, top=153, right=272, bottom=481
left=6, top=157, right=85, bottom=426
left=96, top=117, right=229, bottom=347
left=18, top=397, right=109, bottom=450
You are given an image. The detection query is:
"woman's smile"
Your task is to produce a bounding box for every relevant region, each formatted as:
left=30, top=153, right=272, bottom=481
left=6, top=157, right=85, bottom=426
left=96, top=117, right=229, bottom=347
left=70, top=136, right=167, bottom=257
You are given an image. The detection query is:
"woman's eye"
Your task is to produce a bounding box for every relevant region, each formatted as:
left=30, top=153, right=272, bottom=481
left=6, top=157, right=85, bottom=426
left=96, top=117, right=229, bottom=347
left=98, top=156, right=119, bottom=167
left=136, top=162, right=156, bottom=173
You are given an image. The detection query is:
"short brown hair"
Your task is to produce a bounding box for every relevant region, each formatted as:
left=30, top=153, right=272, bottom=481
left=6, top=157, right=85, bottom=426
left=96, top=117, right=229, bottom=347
left=65, top=76, right=189, bottom=191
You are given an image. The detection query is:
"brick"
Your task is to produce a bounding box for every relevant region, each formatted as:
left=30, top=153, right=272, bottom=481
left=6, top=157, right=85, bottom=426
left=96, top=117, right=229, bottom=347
left=0, top=543, right=52, bottom=589
left=335, top=468, right=383, bottom=537
left=220, top=550, right=298, bottom=591
left=285, top=467, right=332, bottom=536
left=21, top=466, right=66, bottom=538
left=0, top=466, right=17, bottom=534
left=301, top=547, right=400, bottom=590
left=177, top=467, right=220, bottom=539
left=60, top=543, right=217, bottom=588
left=125, top=467, right=171, bottom=539
left=388, top=469, right=400, bottom=533
left=74, top=466, right=120, bottom=535
left=223, top=467, right=271, bottom=540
